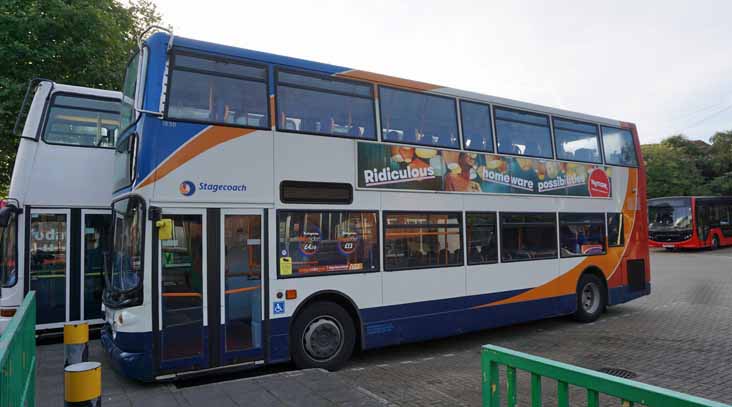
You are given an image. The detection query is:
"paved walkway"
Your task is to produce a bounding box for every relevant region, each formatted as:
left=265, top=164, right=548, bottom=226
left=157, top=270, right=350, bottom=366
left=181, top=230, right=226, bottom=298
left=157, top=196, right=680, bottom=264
left=36, top=341, right=391, bottom=406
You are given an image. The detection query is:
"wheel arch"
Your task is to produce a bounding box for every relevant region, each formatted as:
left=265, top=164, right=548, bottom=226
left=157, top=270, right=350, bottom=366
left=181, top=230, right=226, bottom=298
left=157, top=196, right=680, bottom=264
left=288, top=290, right=365, bottom=353
left=577, top=265, right=609, bottom=303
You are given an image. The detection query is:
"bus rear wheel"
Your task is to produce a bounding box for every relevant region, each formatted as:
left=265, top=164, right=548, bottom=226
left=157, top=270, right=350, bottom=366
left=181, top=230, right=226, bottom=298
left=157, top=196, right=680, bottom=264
left=291, top=301, right=355, bottom=371
left=711, top=235, right=720, bottom=250
left=573, top=273, right=606, bottom=323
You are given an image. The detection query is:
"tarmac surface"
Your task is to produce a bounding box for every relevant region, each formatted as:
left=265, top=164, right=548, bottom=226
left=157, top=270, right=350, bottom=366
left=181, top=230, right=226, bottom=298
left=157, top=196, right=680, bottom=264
left=36, top=247, right=732, bottom=406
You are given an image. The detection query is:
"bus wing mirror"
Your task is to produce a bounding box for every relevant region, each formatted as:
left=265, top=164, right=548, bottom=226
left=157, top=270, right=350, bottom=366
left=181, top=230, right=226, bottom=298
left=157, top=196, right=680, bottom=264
left=156, top=219, right=173, bottom=240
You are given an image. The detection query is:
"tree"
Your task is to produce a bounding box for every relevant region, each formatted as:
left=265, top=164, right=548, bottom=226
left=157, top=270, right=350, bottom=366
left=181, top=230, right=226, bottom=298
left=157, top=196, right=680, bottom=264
left=642, top=143, right=709, bottom=199
left=0, top=0, right=166, bottom=195
left=708, top=130, right=732, bottom=176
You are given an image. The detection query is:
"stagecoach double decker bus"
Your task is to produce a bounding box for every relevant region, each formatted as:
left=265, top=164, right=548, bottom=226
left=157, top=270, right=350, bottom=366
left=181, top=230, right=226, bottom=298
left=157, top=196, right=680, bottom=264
left=0, top=80, right=120, bottom=332
left=649, top=196, right=732, bottom=250
left=102, top=29, right=650, bottom=381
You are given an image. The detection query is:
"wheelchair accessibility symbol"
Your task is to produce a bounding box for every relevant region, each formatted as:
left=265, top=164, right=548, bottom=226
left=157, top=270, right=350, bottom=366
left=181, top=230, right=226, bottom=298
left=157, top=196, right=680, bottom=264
left=273, top=301, right=285, bottom=315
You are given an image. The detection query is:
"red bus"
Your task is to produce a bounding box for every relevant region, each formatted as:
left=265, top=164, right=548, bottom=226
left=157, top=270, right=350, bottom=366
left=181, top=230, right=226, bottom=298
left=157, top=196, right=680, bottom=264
left=649, top=196, right=732, bottom=250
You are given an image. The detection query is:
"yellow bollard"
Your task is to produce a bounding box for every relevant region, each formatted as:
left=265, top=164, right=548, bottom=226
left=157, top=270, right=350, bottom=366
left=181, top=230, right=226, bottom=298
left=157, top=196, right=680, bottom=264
left=64, top=361, right=102, bottom=406
left=64, top=322, right=89, bottom=367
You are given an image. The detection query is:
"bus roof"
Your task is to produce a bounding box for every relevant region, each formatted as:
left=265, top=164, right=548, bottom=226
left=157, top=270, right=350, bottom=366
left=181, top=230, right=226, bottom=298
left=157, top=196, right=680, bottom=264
left=153, top=33, right=633, bottom=129
left=47, top=81, right=120, bottom=100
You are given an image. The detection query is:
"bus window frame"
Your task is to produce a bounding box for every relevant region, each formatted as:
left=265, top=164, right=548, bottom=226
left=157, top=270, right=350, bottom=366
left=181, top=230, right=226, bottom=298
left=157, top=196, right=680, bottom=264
left=1, top=209, right=20, bottom=289
left=39, top=92, right=121, bottom=150
left=465, top=211, right=499, bottom=266
left=274, top=67, right=378, bottom=141
left=163, top=49, right=271, bottom=131
left=492, top=105, right=555, bottom=160
left=275, top=209, right=381, bottom=279
left=558, top=212, right=607, bottom=258
left=459, top=99, right=496, bottom=154
left=382, top=210, right=464, bottom=272
left=607, top=212, right=625, bottom=247
left=551, top=116, right=604, bottom=165
left=103, top=195, right=146, bottom=308
left=599, top=125, right=639, bottom=168
left=498, top=211, right=559, bottom=263
left=377, top=85, right=462, bottom=150
left=119, top=47, right=149, bottom=136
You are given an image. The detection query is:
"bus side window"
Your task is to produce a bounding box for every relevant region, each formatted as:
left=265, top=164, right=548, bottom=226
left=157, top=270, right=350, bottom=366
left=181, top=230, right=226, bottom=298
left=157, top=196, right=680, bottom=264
left=276, top=70, right=376, bottom=140
left=379, top=87, right=459, bottom=149
left=499, top=213, right=557, bottom=262
left=607, top=212, right=624, bottom=247
left=465, top=212, right=498, bottom=265
left=166, top=52, right=269, bottom=129
left=601, top=126, right=638, bottom=167
left=383, top=212, right=463, bottom=271
left=494, top=107, right=552, bottom=159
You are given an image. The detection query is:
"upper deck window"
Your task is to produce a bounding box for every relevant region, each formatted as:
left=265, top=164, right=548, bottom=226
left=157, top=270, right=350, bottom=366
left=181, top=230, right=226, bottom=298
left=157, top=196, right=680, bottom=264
left=42, top=95, right=120, bottom=148
left=601, top=126, right=638, bottom=167
left=494, top=107, right=553, bottom=159
left=460, top=101, right=494, bottom=152
left=553, top=118, right=602, bottom=164
left=276, top=70, right=376, bottom=139
left=379, top=87, right=459, bottom=149
left=120, top=51, right=139, bottom=131
left=166, top=52, right=269, bottom=129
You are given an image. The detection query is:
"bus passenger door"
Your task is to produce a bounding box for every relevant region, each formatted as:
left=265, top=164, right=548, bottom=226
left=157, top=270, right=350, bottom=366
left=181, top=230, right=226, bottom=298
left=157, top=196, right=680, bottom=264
left=156, top=209, right=207, bottom=372
left=29, top=209, right=71, bottom=329
left=80, top=209, right=111, bottom=323
left=216, top=210, right=264, bottom=366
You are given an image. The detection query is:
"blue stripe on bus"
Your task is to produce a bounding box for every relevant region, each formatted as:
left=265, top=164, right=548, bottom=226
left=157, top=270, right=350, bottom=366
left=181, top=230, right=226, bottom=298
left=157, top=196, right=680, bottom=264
left=103, top=284, right=649, bottom=381
left=134, top=118, right=208, bottom=186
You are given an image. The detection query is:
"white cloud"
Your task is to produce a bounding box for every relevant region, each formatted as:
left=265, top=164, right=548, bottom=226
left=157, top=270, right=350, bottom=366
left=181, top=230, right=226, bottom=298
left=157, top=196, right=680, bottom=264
left=153, top=0, right=732, bottom=144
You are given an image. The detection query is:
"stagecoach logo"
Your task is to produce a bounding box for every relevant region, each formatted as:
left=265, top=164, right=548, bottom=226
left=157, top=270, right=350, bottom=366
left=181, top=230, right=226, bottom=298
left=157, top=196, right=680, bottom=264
left=179, top=181, right=196, bottom=196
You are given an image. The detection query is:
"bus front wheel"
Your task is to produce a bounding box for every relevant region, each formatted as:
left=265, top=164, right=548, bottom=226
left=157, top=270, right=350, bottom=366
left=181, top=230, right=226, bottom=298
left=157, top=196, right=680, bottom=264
left=711, top=235, right=720, bottom=250
left=573, top=273, right=606, bottom=323
left=291, top=301, right=355, bottom=371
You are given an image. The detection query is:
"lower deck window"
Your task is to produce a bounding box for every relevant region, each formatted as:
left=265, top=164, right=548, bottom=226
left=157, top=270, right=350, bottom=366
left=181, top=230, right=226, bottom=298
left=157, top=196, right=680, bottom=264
left=277, top=211, right=379, bottom=277
left=607, top=212, right=625, bottom=247
left=384, top=212, right=463, bottom=270
left=466, top=212, right=498, bottom=265
left=500, top=213, right=557, bottom=262
left=559, top=213, right=606, bottom=257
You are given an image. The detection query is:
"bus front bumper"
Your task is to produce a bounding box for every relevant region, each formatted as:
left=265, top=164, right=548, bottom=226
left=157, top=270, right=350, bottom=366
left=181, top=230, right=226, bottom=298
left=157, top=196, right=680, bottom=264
left=100, top=324, right=154, bottom=382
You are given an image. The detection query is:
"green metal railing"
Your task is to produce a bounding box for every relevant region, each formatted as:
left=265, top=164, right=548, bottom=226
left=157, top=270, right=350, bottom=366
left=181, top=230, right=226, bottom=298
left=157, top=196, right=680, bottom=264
left=482, top=344, right=729, bottom=407
left=0, top=292, right=36, bottom=407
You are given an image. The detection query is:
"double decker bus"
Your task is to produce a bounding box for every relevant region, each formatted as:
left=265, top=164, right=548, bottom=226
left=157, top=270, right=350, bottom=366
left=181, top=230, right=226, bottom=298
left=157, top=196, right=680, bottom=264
left=102, top=30, right=650, bottom=382
left=0, top=80, right=120, bottom=332
left=649, top=196, right=732, bottom=250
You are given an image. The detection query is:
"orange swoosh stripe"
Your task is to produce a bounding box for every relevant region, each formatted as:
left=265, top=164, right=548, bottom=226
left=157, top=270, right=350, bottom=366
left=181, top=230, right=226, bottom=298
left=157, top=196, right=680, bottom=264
left=136, top=126, right=255, bottom=190
left=473, top=168, right=639, bottom=309
left=336, top=70, right=441, bottom=92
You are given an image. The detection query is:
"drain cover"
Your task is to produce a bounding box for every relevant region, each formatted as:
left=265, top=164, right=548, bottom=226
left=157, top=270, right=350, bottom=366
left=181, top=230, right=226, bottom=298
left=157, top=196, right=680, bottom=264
left=598, top=368, right=637, bottom=379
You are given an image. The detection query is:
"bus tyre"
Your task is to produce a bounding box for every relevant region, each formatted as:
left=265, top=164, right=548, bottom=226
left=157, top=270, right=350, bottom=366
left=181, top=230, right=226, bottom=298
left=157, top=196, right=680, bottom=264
left=711, top=235, right=720, bottom=250
left=573, top=274, right=606, bottom=323
left=291, top=301, right=355, bottom=371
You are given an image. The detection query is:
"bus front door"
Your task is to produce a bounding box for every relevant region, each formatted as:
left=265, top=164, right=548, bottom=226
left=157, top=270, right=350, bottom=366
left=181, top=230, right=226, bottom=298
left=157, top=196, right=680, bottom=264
left=156, top=209, right=264, bottom=376
left=29, top=209, right=71, bottom=329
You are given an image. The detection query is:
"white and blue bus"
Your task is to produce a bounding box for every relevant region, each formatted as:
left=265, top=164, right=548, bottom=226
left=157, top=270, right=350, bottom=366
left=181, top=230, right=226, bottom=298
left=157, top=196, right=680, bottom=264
left=102, top=29, right=650, bottom=381
left=0, top=80, right=120, bottom=332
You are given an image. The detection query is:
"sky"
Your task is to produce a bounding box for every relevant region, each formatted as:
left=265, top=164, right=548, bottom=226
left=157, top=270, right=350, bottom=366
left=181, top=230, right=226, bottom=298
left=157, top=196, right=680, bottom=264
left=152, top=0, right=732, bottom=144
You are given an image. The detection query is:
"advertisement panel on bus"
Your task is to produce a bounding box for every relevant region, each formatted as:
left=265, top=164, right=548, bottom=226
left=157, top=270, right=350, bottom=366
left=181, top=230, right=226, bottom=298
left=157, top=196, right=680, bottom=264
left=357, top=142, right=612, bottom=198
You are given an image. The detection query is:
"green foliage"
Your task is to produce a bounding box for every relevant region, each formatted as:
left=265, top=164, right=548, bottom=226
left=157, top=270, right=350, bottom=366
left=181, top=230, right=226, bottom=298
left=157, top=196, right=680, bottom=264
left=0, top=0, right=166, bottom=195
left=643, top=132, right=732, bottom=198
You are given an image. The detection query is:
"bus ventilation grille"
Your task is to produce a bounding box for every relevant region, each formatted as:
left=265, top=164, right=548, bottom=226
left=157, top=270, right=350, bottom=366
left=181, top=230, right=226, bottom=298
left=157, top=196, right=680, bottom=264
left=598, top=367, right=638, bottom=379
